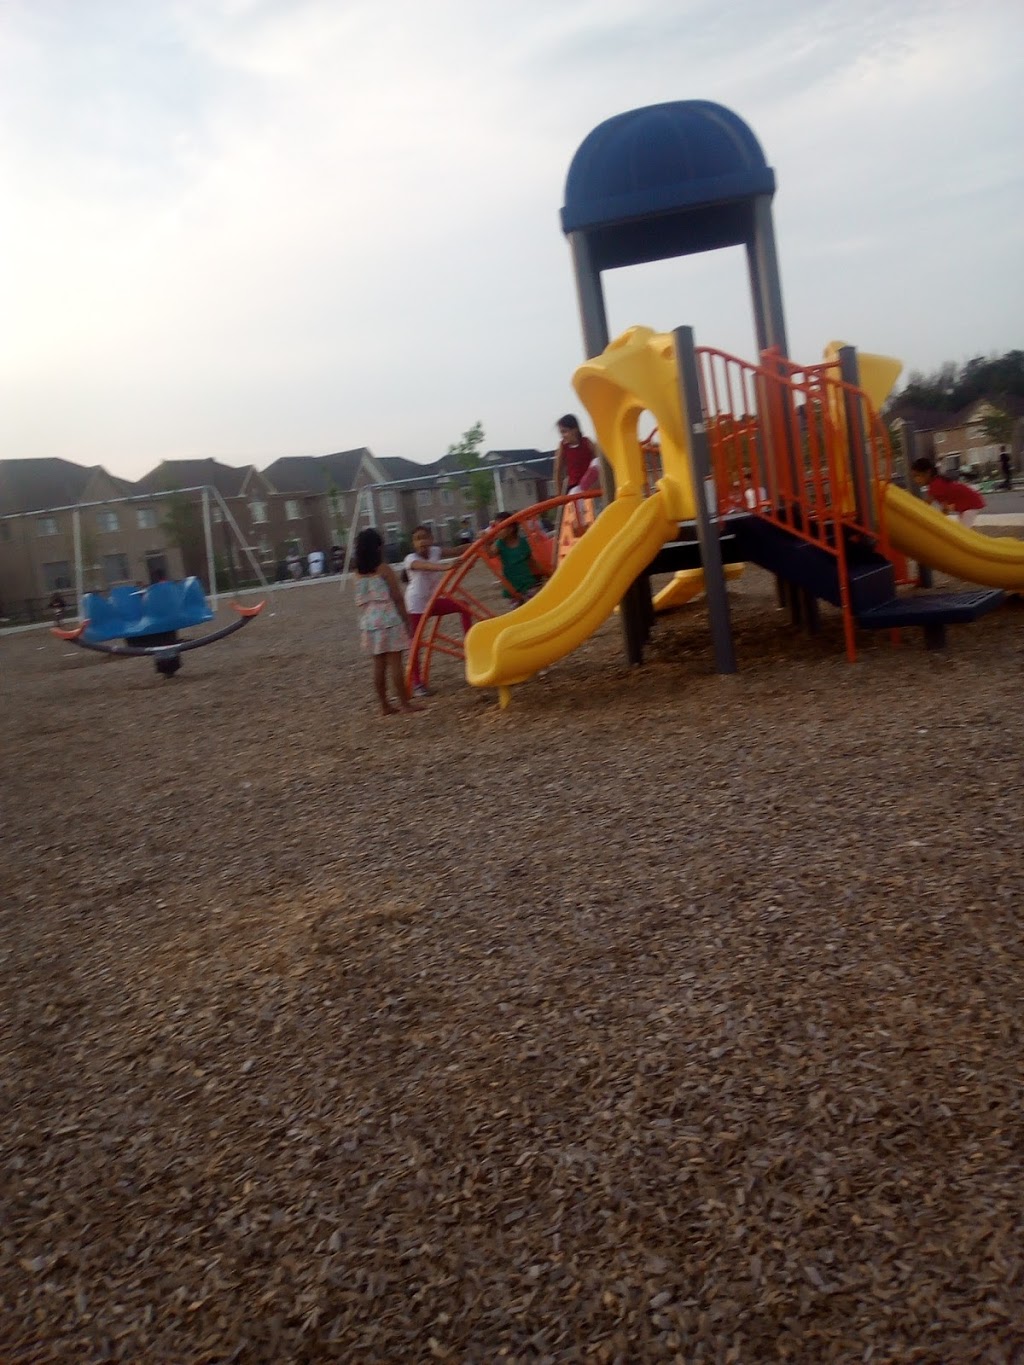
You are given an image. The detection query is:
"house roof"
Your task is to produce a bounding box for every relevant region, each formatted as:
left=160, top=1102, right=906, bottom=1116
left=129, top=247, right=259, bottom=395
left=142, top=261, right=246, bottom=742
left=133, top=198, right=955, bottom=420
left=0, top=458, right=115, bottom=516
left=376, top=456, right=443, bottom=487
left=261, top=449, right=377, bottom=494
left=134, top=458, right=251, bottom=498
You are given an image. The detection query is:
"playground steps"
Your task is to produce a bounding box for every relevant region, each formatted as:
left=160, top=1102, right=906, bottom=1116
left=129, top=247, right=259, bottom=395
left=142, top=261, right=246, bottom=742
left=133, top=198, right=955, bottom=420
left=856, top=588, right=1006, bottom=630
left=730, top=515, right=1006, bottom=638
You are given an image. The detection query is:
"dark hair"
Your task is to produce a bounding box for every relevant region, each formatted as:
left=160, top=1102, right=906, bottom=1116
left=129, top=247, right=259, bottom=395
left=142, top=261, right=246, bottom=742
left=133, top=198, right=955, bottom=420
left=354, top=527, right=383, bottom=574
left=412, top=524, right=431, bottom=536
left=557, top=413, right=580, bottom=433
left=911, top=457, right=938, bottom=476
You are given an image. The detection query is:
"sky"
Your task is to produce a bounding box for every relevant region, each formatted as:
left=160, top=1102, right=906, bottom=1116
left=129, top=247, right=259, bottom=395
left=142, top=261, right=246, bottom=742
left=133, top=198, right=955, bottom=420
left=1, top=0, right=1022, bottom=481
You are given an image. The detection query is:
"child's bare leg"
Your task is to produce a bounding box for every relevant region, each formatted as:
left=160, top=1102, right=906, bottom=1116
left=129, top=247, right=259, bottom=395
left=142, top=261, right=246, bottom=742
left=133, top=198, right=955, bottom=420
left=390, top=652, right=423, bottom=712
left=374, top=654, right=397, bottom=715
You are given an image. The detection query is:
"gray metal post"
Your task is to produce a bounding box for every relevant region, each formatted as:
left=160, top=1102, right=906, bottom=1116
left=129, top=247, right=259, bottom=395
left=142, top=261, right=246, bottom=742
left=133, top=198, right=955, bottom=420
left=747, top=196, right=789, bottom=356
left=837, top=346, right=877, bottom=533
left=72, top=506, right=84, bottom=619
left=201, top=487, right=218, bottom=607
left=568, top=232, right=611, bottom=359
left=674, top=326, right=737, bottom=674
left=492, top=467, right=503, bottom=516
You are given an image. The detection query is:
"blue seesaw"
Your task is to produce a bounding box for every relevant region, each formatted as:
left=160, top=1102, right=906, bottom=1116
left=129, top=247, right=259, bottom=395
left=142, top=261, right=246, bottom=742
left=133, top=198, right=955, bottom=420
left=53, top=576, right=264, bottom=676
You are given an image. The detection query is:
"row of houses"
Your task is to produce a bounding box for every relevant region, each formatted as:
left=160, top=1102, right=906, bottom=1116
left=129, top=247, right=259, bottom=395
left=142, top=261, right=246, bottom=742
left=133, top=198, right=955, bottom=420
left=0, top=447, right=555, bottom=622
left=3, top=392, right=1020, bottom=623
left=894, top=395, right=1024, bottom=475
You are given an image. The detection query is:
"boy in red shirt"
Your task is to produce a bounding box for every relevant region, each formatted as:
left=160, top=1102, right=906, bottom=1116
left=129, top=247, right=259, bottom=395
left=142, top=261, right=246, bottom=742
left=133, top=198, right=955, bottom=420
left=911, top=458, right=986, bottom=528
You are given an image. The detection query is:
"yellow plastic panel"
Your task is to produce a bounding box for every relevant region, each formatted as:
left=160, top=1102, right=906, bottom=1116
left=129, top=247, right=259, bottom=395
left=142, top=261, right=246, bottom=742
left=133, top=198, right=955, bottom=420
left=464, top=491, right=677, bottom=689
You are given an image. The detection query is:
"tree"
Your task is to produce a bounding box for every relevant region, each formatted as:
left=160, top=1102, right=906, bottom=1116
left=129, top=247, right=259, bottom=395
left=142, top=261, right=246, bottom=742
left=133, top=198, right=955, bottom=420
left=978, top=406, right=1015, bottom=449
left=886, top=350, right=1024, bottom=416
left=447, top=420, right=493, bottom=523
left=325, top=475, right=347, bottom=547
left=160, top=492, right=205, bottom=579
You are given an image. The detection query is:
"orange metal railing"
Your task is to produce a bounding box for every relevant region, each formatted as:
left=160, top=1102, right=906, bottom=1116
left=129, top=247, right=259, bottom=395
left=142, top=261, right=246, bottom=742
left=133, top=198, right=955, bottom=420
left=404, top=492, right=600, bottom=691
left=696, top=346, right=896, bottom=661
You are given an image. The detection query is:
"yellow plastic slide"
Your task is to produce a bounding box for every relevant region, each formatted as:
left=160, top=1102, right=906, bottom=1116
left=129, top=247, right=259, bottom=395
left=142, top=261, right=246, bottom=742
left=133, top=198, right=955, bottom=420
left=652, top=563, right=745, bottom=612
left=464, top=490, right=676, bottom=691
left=883, top=484, right=1024, bottom=590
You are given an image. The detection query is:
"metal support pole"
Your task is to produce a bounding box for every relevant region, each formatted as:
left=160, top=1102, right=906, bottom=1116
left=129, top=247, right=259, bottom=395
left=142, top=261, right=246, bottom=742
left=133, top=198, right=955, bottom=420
left=201, top=488, right=218, bottom=608
left=674, top=326, right=737, bottom=675
left=72, top=506, right=84, bottom=620
left=492, top=467, right=503, bottom=516
left=747, top=196, right=790, bottom=356
left=211, top=489, right=268, bottom=588
left=838, top=346, right=877, bottom=534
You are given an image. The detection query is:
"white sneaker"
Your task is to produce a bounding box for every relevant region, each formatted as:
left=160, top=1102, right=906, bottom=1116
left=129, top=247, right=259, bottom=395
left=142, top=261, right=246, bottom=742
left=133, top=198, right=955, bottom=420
left=412, top=684, right=432, bottom=699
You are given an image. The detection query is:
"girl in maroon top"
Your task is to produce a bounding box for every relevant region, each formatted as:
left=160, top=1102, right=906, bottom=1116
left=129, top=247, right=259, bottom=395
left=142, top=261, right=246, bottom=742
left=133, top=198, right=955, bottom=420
left=911, top=458, right=986, bottom=528
left=553, top=413, right=601, bottom=536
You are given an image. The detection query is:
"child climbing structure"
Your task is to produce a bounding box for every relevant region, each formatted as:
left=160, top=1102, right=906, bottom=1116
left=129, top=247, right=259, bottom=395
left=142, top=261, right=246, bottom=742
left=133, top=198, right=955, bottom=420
left=462, top=326, right=1024, bottom=698
left=457, top=99, right=1024, bottom=700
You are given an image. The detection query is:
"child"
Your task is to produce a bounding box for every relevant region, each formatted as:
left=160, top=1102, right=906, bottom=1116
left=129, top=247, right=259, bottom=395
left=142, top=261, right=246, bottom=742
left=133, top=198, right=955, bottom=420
left=403, top=525, right=472, bottom=697
left=492, top=516, right=548, bottom=605
left=353, top=528, right=422, bottom=716
left=553, top=413, right=602, bottom=535
left=910, top=458, right=986, bottom=527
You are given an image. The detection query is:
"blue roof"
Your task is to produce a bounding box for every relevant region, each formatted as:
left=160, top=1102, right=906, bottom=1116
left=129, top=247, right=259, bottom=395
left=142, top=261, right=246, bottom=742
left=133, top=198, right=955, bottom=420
left=561, top=100, right=775, bottom=269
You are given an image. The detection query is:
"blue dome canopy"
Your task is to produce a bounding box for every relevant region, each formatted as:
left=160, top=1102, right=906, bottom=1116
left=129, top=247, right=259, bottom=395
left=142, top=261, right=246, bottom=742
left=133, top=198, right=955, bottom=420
left=561, top=100, right=775, bottom=269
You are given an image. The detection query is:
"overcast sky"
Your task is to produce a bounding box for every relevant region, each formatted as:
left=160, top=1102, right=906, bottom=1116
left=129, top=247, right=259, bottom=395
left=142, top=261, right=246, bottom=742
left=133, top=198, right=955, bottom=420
left=1, top=0, right=1021, bottom=481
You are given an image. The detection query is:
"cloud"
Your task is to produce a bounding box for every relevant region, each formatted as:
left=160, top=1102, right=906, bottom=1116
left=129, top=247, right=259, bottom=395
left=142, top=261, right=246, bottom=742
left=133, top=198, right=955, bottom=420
left=0, top=0, right=1022, bottom=477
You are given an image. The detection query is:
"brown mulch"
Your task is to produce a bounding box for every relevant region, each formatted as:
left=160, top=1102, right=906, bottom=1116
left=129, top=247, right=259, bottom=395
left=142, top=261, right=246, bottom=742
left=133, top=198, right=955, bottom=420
left=2, top=566, right=1023, bottom=1363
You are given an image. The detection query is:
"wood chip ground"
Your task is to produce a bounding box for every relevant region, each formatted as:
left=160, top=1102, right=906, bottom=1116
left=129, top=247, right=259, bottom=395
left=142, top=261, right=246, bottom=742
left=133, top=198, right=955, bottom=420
left=2, top=563, right=1023, bottom=1362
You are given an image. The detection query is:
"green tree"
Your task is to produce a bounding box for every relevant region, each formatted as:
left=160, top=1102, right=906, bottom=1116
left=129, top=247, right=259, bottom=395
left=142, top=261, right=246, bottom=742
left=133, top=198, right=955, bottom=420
left=160, top=492, right=205, bottom=579
left=325, top=475, right=347, bottom=547
left=978, top=406, right=1015, bottom=449
left=887, top=350, right=1024, bottom=415
left=447, top=420, right=493, bottom=522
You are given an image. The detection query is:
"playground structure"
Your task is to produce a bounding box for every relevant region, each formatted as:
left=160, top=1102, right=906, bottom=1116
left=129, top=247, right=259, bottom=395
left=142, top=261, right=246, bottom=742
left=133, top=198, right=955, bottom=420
left=52, top=577, right=264, bottom=676
left=406, top=100, right=1024, bottom=704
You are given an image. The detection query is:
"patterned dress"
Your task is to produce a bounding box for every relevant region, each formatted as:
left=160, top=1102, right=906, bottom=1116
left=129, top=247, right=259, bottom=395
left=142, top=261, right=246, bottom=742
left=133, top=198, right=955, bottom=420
left=354, top=571, right=409, bottom=655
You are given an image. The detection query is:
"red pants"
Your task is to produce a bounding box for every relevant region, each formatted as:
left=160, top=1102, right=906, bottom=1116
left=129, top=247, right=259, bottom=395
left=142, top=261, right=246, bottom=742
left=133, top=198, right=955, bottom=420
left=409, top=597, right=473, bottom=685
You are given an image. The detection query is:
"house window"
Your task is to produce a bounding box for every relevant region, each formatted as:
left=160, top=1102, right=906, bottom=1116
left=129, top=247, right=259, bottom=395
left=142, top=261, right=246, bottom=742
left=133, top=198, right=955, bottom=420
left=377, top=491, right=395, bottom=512
left=440, top=487, right=454, bottom=506
left=416, top=488, right=433, bottom=508
left=285, top=499, right=302, bottom=521
left=383, top=522, right=402, bottom=550
left=935, top=434, right=945, bottom=444
left=102, top=552, right=131, bottom=585
left=136, top=507, right=157, bottom=530
left=37, top=517, right=58, bottom=536
left=97, top=510, right=119, bottom=533
left=212, top=505, right=224, bottom=522
left=258, top=539, right=273, bottom=562
left=43, top=561, right=71, bottom=591
left=250, top=500, right=268, bottom=524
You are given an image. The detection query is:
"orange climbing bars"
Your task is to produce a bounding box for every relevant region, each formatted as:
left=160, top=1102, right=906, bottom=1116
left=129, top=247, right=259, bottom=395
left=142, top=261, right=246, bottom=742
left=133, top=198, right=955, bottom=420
left=405, top=493, right=600, bottom=691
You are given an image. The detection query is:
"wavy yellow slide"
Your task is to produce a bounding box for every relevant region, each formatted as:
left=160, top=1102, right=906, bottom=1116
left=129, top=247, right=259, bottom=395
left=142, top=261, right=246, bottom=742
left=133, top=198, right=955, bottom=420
left=883, top=484, right=1024, bottom=590
left=464, top=491, right=676, bottom=693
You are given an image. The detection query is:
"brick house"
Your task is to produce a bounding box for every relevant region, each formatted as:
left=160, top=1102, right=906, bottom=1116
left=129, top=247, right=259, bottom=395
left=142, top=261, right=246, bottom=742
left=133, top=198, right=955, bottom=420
left=929, top=397, right=1024, bottom=477
left=0, top=459, right=168, bottom=620
left=889, top=397, right=1024, bottom=477
left=370, top=450, right=554, bottom=554
left=262, top=448, right=390, bottom=568
left=133, top=458, right=265, bottom=586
